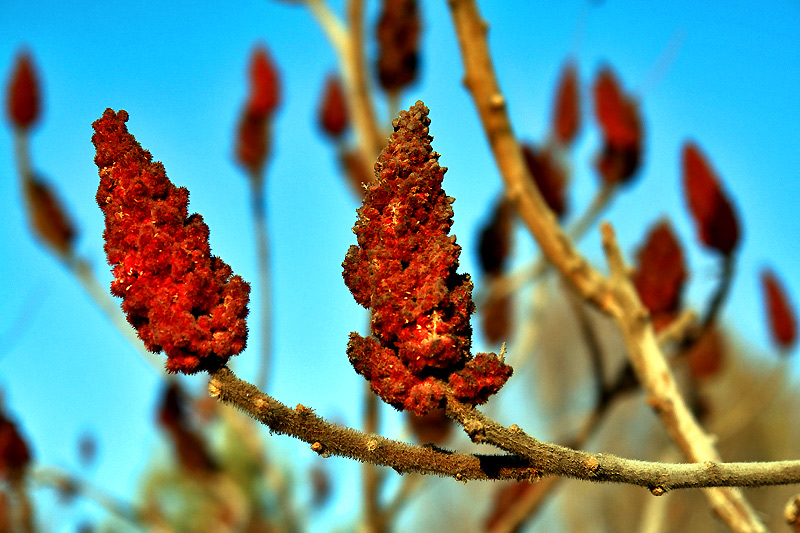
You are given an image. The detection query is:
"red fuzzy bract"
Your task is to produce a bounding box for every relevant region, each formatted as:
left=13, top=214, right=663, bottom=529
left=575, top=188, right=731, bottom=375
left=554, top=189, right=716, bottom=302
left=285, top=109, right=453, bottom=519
left=93, top=109, right=250, bottom=374
left=682, top=142, right=740, bottom=255
left=761, top=268, right=797, bottom=351
left=343, top=101, right=512, bottom=415
left=6, top=52, right=40, bottom=130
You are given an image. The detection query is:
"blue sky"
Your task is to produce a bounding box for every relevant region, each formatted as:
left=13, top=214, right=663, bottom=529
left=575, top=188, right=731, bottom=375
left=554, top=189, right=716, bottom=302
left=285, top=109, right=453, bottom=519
left=1, top=0, right=799, bottom=529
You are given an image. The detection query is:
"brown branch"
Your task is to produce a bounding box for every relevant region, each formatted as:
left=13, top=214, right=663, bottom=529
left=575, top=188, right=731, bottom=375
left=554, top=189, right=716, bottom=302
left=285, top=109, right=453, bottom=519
left=362, top=384, right=387, bottom=533
left=444, top=395, right=800, bottom=492
left=446, top=0, right=613, bottom=315
left=208, top=366, right=537, bottom=482
left=210, top=366, right=800, bottom=493
left=446, top=2, right=766, bottom=529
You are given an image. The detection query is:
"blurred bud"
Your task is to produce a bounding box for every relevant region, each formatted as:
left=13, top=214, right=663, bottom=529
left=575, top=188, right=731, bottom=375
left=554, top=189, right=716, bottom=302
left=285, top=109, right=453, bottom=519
left=785, top=493, right=800, bottom=532
left=761, top=268, right=797, bottom=352
left=687, top=327, right=725, bottom=380
left=248, top=46, right=280, bottom=117
left=477, top=197, right=514, bottom=277
left=24, top=175, right=76, bottom=256
left=682, top=142, right=740, bottom=255
left=6, top=51, right=40, bottom=130
left=157, top=383, right=217, bottom=475
left=592, top=67, right=642, bottom=185
left=480, top=282, right=513, bottom=345
left=406, top=407, right=452, bottom=445
left=0, top=409, right=31, bottom=482
left=521, top=144, right=568, bottom=219
left=318, top=75, right=348, bottom=138
left=236, top=109, right=269, bottom=176
left=77, top=431, right=97, bottom=468
left=235, top=46, right=280, bottom=177
left=310, top=465, right=332, bottom=509
left=551, top=61, right=580, bottom=146
left=632, top=220, right=686, bottom=330
left=486, top=482, right=533, bottom=531
left=375, top=0, right=420, bottom=94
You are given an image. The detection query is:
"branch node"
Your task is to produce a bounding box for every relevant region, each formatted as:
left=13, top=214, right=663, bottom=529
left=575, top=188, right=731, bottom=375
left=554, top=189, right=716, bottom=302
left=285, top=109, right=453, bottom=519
left=366, top=438, right=379, bottom=453
left=311, top=441, right=325, bottom=455
left=584, top=456, right=600, bottom=475
left=463, top=419, right=486, bottom=443
left=525, top=468, right=542, bottom=483
left=207, top=378, right=221, bottom=398
left=650, top=486, right=667, bottom=497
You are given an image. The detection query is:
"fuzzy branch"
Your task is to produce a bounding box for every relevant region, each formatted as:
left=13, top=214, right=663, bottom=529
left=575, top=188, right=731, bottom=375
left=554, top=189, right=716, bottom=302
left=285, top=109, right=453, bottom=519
left=208, top=366, right=537, bottom=482
left=209, top=367, right=800, bottom=493
left=444, top=395, right=800, bottom=492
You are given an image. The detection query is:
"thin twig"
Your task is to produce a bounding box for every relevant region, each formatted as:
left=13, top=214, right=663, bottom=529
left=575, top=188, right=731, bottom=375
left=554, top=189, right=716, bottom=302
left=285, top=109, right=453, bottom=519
left=250, top=176, right=275, bottom=392
left=304, top=0, right=383, bottom=182
left=446, top=0, right=613, bottom=314
left=32, top=466, right=145, bottom=527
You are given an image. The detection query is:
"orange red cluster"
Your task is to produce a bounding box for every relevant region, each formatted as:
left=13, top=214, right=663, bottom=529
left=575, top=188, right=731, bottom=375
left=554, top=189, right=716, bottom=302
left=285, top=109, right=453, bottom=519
left=93, top=109, right=250, bottom=374
left=343, top=102, right=511, bottom=415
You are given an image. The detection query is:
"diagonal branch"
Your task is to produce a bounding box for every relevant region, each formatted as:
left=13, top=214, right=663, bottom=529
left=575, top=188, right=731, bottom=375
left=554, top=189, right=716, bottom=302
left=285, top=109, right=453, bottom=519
left=599, top=222, right=765, bottom=531
left=446, top=1, right=766, bottom=530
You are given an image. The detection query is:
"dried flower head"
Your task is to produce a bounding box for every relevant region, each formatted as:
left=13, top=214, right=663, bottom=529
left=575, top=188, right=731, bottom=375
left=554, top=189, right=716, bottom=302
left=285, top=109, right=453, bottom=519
left=157, top=382, right=217, bottom=474
left=592, top=67, right=642, bottom=185
left=247, top=46, right=280, bottom=118
left=0, top=410, right=31, bottom=482
left=477, top=197, right=514, bottom=277
left=682, top=142, right=740, bottom=255
left=375, top=0, right=420, bottom=94
left=23, top=175, right=76, bottom=256
left=632, top=220, right=686, bottom=331
left=343, top=101, right=512, bottom=415
left=687, top=326, right=725, bottom=380
left=761, top=268, right=797, bottom=351
left=6, top=52, right=40, bottom=130
left=521, top=144, right=568, bottom=219
left=319, top=75, right=348, bottom=138
left=236, top=46, right=280, bottom=176
left=93, top=109, right=250, bottom=374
